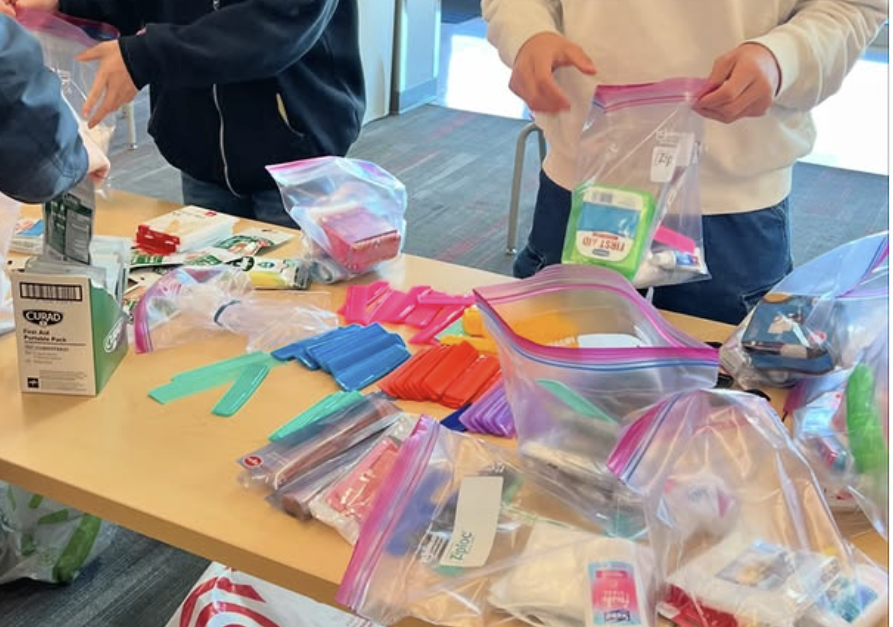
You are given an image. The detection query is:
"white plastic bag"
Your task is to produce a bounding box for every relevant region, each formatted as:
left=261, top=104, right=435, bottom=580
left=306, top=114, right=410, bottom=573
left=0, top=481, right=115, bottom=584
left=165, top=562, right=377, bottom=627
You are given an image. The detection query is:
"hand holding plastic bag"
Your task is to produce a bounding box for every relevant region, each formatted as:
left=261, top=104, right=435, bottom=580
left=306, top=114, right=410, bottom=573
left=565, top=78, right=709, bottom=288
left=17, top=9, right=119, bottom=157
left=132, top=265, right=337, bottom=354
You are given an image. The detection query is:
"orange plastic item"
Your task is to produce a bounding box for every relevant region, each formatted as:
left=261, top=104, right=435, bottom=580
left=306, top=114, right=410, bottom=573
left=420, top=342, right=480, bottom=401
left=440, top=355, right=501, bottom=409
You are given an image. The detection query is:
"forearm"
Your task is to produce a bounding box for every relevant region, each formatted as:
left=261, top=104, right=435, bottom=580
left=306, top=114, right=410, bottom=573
left=749, top=0, right=887, bottom=110
left=0, top=18, right=87, bottom=203
left=119, top=0, right=338, bottom=89
left=482, top=0, right=562, bottom=67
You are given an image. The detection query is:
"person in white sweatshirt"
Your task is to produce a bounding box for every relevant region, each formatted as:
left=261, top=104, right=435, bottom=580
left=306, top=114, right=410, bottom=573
left=483, top=0, right=887, bottom=324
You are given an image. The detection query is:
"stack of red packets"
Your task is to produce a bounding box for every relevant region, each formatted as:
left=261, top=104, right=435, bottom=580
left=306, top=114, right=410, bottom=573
left=378, top=342, right=500, bottom=409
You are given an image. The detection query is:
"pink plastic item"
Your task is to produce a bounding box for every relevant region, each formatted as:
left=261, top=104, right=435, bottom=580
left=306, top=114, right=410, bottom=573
left=409, top=305, right=467, bottom=345
left=653, top=225, right=696, bottom=255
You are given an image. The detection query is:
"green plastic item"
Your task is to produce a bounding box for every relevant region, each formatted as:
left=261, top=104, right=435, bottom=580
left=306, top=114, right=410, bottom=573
left=149, top=352, right=281, bottom=404
left=537, top=379, right=617, bottom=423
left=561, top=181, right=656, bottom=280
left=211, top=363, right=271, bottom=417
left=845, top=363, right=889, bottom=475
left=268, top=390, right=364, bottom=441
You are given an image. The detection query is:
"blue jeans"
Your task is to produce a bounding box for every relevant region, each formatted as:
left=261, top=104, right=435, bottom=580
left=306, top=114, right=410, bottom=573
left=514, top=170, right=794, bottom=325
left=180, top=172, right=295, bottom=228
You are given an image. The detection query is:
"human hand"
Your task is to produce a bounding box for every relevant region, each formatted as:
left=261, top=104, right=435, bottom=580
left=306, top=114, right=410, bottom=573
left=3, top=0, right=60, bottom=12
left=77, top=41, right=138, bottom=128
left=0, top=2, right=15, bottom=18
left=81, top=128, right=111, bottom=184
left=510, top=32, right=596, bottom=113
left=695, top=43, right=781, bottom=124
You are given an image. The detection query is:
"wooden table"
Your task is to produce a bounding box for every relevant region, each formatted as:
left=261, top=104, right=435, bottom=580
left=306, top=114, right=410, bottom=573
left=0, top=191, right=886, bottom=626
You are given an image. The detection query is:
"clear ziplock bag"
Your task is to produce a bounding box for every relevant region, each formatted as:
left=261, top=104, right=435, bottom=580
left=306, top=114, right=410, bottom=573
left=609, top=389, right=889, bottom=627
left=721, top=232, right=888, bottom=389
left=564, top=78, right=709, bottom=288
left=309, top=414, right=419, bottom=544
left=0, top=195, right=18, bottom=336
left=0, top=481, right=116, bottom=584
left=238, top=392, right=403, bottom=491
left=266, top=157, right=407, bottom=283
left=131, top=265, right=336, bottom=354
left=337, top=417, right=659, bottom=627
left=474, top=264, right=718, bottom=531
left=17, top=9, right=119, bottom=156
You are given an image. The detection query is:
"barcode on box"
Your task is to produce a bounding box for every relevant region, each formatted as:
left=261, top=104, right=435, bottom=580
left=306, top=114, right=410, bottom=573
left=19, top=283, right=83, bottom=302
left=591, top=191, right=616, bottom=205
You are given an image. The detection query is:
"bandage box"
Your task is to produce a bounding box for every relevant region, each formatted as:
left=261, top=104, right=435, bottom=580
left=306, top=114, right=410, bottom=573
left=11, top=271, right=128, bottom=396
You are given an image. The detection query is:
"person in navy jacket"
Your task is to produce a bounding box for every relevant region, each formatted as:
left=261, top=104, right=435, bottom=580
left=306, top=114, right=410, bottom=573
left=5, top=0, right=366, bottom=226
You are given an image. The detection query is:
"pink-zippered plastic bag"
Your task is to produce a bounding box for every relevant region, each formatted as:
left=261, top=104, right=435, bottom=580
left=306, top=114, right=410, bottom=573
left=564, top=78, right=709, bottom=288
left=608, top=389, right=888, bottom=627
left=720, top=231, right=888, bottom=389
left=18, top=9, right=119, bottom=156
left=337, top=417, right=658, bottom=627
left=473, top=265, right=717, bottom=502
left=131, top=265, right=335, bottom=354
left=266, top=157, right=407, bottom=283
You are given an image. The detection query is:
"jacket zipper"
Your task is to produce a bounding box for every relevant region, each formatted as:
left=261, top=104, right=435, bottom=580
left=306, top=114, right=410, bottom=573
left=211, top=0, right=241, bottom=197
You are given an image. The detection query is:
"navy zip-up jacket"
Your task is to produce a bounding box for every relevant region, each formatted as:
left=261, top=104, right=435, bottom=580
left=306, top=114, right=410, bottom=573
left=0, top=16, right=88, bottom=203
left=58, top=0, right=366, bottom=195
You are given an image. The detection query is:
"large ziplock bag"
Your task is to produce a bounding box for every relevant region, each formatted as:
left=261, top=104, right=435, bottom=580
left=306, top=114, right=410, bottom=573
left=0, top=195, right=18, bottom=336
left=721, top=232, right=888, bottom=389
left=0, top=481, right=116, bottom=584
left=474, top=265, right=717, bottom=531
left=266, top=157, right=407, bottom=283
left=165, top=562, right=377, bottom=627
left=338, top=417, right=659, bottom=627
left=564, top=78, right=708, bottom=288
left=609, top=389, right=889, bottom=627
left=131, top=265, right=336, bottom=354
left=17, top=9, right=119, bottom=156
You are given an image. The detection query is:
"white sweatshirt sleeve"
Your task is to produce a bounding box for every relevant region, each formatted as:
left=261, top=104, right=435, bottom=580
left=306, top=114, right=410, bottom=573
left=481, top=0, right=563, bottom=68
left=749, top=0, right=887, bottom=111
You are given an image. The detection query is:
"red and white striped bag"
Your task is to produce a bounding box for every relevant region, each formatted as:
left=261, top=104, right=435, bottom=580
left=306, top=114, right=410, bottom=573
left=166, top=562, right=376, bottom=627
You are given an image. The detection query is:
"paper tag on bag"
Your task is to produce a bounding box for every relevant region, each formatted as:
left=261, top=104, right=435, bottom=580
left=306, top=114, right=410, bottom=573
left=439, top=476, right=503, bottom=568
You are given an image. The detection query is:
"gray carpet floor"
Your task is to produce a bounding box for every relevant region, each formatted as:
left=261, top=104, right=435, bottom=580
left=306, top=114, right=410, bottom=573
left=1, top=98, right=888, bottom=626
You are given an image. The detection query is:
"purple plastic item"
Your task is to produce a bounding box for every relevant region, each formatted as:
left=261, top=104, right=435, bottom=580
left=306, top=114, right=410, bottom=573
left=459, top=379, right=515, bottom=438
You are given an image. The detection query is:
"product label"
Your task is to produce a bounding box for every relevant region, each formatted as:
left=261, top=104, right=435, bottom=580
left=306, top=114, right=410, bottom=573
left=814, top=576, right=877, bottom=623
left=42, top=179, right=95, bottom=265
left=716, top=541, right=796, bottom=591
left=438, top=476, right=503, bottom=568
left=586, top=561, right=642, bottom=626
left=574, top=186, right=649, bottom=263
left=12, top=273, right=95, bottom=395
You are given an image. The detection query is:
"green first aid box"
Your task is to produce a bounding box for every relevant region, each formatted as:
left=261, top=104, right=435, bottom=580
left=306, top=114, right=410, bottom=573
left=11, top=272, right=128, bottom=396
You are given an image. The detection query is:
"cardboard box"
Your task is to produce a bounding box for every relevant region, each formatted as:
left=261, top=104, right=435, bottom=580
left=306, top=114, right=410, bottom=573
left=11, top=271, right=127, bottom=396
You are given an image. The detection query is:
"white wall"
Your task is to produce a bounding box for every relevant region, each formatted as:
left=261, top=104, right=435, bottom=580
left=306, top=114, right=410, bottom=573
left=391, top=0, right=440, bottom=112
left=358, top=0, right=397, bottom=123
